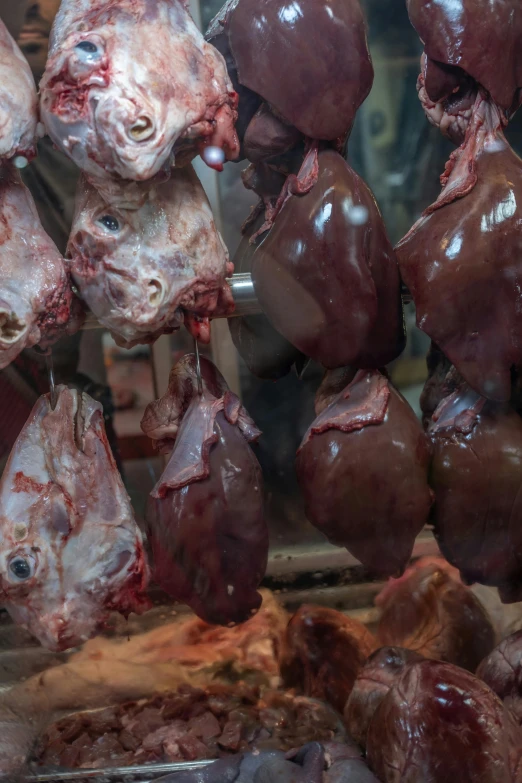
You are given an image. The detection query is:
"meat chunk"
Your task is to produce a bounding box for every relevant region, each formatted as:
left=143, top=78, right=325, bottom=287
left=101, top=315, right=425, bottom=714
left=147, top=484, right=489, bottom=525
left=209, top=0, right=373, bottom=141
left=396, top=96, right=522, bottom=402
left=279, top=605, right=376, bottom=714
left=296, top=370, right=432, bottom=578
left=407, top=0, right=522, bottom=115
left=34, top=687, right=347, bottom=769
left=428, top=385, right=522, bottom=603
left=143, top=355, right=268, bottom=625
left=367, top=660, right=522, bottom=782
left=477, top=631, right=522, bottom=725
left=251, top=151, right=405, bottom=370
left=0, top=387, right=149, bottom=651
left=40, top=0, right=239, bottom=196
left=375, top=559, right=495, bottom=671
left=67, top=167, right=233, bottom=347
left=0, top=169, right=80, bottom=369
left=344, top=647, right=423, bottom=750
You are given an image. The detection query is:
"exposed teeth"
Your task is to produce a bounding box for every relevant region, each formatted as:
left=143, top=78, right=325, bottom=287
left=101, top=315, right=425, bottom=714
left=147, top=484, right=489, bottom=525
left=0, top=310, right=27, bottom=344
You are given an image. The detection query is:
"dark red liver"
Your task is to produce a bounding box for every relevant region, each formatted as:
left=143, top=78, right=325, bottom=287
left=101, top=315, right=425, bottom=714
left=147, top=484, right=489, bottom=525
left=252, top=150, right=405, bottom=370
left=296, top=371, right=432, bottom=578
left=407, top=0, right=522, bottom=113
left=429, top=385, right=522, bottom=604
left=225, top=0, right=374, bottom=140
left=397, top=98, right=522, bottom=402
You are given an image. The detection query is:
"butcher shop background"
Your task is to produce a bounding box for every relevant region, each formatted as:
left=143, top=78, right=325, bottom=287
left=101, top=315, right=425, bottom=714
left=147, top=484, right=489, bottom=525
left=3, top=0, right=522, bottom=548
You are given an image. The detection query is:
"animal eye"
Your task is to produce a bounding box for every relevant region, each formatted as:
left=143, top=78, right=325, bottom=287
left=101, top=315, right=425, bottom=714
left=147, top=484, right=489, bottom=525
left=97, top=215, right=121, bottom=232
left=76, top=41, right=98, bottom=54
left=9, top=556, right=34, bottom=581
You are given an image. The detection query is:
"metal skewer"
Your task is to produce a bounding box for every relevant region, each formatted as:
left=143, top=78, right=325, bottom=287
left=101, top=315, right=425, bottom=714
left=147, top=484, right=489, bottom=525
left=79, top=274, right=412, bottom=331
left=194, top=338, right=203, bottom=395
left=45, top=349, right=57, bottom=411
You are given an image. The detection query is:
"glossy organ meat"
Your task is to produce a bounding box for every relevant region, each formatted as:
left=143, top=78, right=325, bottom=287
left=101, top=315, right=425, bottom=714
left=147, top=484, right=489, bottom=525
left=252, top=151, right=405, bottom=369
left=228, top=214, right=304, bottom=380
left=367, top=660, right=521, bottom=783
left=477, top=631, right=522, bottom=725
left=419, top=342, right=464, bottom=429
left=375, top=559, right=495, bottom=672
left=279, top=604, right=376, bottom=714
left=396, top=96, right=522, bottom=402
left=296, top=370, right=432, bottom=578
left=407, top=0, right=522, bottom=116
left=40, top=0, right=239, bottom=194
left=142, top=354, right=230, bottom=451
left=0, top=169, right=78, bottom=369
left=429, top=385, right=522, bottom=604
left=68, top=167, right=233, bottom=347
left=143, top=356, right=268, bottom=625
left=0, top=387, right=149, bottom=652
left=210, top=0, right=373, bottom=142
left=415, top=53, right=477, bottom=146
left=0, top=18, right=38, bottom=163
left=344, top=647, right=423, bottom=750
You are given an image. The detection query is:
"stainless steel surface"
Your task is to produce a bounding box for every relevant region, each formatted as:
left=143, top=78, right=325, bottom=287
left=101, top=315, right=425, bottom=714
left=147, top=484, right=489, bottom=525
left=227, top=273, right=260, bottom=316
left=25, top=759, right=213, bottom=783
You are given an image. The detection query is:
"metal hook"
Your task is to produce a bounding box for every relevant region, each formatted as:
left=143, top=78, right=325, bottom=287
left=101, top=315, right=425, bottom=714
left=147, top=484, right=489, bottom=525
left=33, top=345, right=58, bottom=410
left=46, top=350, right=57, bottom=411
left=194, top=339, right=203, bottom=396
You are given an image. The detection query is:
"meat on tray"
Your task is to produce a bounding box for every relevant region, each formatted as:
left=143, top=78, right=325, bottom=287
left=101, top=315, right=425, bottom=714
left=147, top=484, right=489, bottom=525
left=279, top=605, right=376, bottom=714
left=40, top=0, right=239, bottom=199
left=0, top=386, right=149, bottom=651
left=375, top=558, right=495, bottom=672
left=34, top=685, right=344, bottom=770
left=67, top=167, right=234, bottom=347
left=296, top=370, right=432, bottom=578
left=0, top=17, right=38, bottom=163
left=142, top=354, right=268, bottom=626
left=0, top=169, right=80, bottom=369
left=366, top=659, right=522, bottom=782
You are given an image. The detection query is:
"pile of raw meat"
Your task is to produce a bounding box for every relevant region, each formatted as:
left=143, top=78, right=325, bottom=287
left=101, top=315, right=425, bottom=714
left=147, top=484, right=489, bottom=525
left=34, top=684, right=343, bottom=769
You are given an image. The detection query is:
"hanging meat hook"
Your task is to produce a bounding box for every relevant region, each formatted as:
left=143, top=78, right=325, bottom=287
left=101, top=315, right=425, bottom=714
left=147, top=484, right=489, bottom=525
left=193, top=339, right=203, bottom=396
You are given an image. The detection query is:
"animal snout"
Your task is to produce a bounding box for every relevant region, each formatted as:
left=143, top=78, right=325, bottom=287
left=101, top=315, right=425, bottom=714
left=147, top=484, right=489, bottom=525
left=128, top=115, right=155, bottom=142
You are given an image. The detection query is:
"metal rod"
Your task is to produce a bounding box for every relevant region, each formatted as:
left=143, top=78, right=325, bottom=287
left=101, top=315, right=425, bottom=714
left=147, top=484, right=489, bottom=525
left=45, top=350, right=57, bottom=411
left=24, top=759, right=213, bottom=783
left=194, top=338, right=203, bottom=395
left=79, top=275, right=413, bottom=331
